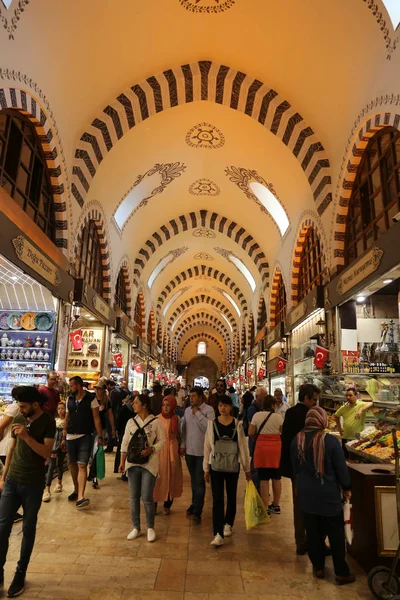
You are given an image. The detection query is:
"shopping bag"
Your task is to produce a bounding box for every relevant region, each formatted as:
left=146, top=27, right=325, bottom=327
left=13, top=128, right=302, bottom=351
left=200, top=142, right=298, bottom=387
left=96, top=445, right=106, bottom=480
left=343, top=500, right=353, bottom=545
left=244, top=480, right=271, bottom=530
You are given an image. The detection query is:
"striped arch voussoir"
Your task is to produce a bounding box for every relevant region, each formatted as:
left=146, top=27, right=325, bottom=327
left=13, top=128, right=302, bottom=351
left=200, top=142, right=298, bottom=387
left=115, top=258, right=132, bottom=316
left=175, top=314, right=231, bottom=342
left=156, top=264, right=249, bottom=316
left=147, top=310, right=156, bottom=344
left=0, top=87, right=68, bottom=249
left=74, top=208, right=111, bottom=301
left=72, top=61, right=331, bottom=215
left=167, top=295, right=237, bottom=331
left=257, top=295, right=267, bottom=331
left=333, top=112, right=400, bottom=266
left=132, top=210, right=269, bottom=289
left=269, top=267, right=285, bottom=328
left=180, top=333, right=224, bottom=357
left=135, top=291, right=146, bottom=338
left=291, top=218, right=325, bottom=305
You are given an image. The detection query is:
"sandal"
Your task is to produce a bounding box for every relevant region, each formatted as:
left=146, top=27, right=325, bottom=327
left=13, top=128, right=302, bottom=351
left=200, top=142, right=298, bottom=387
left=163, top=508, right=171, bottom=515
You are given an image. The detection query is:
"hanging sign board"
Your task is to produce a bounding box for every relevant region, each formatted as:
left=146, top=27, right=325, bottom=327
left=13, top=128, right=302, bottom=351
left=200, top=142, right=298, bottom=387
left=12, top=236, right=61, bottom=287
left=336, top=247, right=384, bottom=296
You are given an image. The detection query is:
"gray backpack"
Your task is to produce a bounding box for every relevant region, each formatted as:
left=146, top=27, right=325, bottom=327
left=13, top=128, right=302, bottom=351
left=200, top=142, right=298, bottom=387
left=211, top=420, right=239, bottom=473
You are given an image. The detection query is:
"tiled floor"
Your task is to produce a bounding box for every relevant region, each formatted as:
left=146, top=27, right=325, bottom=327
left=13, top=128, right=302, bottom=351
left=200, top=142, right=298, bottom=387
left=4, top=455, right=371, bottom=599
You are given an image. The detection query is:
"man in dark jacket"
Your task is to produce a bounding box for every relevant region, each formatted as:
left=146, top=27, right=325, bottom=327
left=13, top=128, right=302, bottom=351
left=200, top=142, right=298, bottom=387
left=150, top=384, right=163, bottom=416
left=280, top=383, right=320, bottom=554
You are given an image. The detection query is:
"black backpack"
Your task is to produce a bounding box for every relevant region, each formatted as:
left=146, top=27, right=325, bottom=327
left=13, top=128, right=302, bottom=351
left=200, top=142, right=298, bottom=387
left=127, top=416, right=157, bottom=465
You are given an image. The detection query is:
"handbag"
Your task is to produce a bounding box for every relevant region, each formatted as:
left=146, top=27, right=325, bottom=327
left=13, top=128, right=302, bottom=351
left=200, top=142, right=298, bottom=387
left=251, top=412, right=273, bottom=457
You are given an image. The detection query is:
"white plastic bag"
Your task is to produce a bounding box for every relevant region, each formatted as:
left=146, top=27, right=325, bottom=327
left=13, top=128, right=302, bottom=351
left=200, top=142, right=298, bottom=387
left=343, top=500, right=353, bottom=545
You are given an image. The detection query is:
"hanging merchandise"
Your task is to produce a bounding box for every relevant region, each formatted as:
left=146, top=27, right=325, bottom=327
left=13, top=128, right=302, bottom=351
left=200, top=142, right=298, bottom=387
left=134, top=363, right=142, bottom=374
left=247, top=369, right=253, bottom=379
left=276, top=357, right=287, bottom=373
left=258, top=367, right=265, bottom=380
left=69, top=329, right=83, bottom=351
left=240, top=374, right=245, bottom=382
left=113, top=353, right=123, bottom=368
left=156, top=373, right=162, bottom=380
left=314, top=346, right=329, bottom=369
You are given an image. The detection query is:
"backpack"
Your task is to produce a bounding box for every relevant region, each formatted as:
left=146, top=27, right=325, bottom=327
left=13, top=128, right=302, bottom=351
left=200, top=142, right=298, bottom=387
left=211, top=420, right=239, bottom=473
left=127, top=417, right=157, bottom=465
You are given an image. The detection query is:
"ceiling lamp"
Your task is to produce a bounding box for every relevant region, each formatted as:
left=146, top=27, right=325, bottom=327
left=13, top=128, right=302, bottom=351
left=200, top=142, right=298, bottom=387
left=250, top=181, right=289, bottom=236
left=382, top=0, right=400, bottom=29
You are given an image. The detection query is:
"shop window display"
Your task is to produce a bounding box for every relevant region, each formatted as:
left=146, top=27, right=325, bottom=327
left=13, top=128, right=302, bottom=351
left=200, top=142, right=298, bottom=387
left=0, top=110, right=56, bottom=241
left=345, top=128, right=400, bottom=266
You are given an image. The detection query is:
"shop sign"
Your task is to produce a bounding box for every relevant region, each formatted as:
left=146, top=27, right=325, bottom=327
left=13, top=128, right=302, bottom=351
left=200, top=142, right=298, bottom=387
left=12, top=236, right=61, bottom=287
left=116, top=316, right=135, bottom=343
left=336, top=247, right=384, bottom=296
left=287, top=300, right=307, bottom=328
left=93, top=294, right=112, bottom=321
left=67, top=327, right=104, bottom=372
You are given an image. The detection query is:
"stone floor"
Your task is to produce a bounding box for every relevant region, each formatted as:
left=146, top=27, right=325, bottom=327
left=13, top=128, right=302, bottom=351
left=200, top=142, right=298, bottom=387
left=4, top=455, right=372, bottom=599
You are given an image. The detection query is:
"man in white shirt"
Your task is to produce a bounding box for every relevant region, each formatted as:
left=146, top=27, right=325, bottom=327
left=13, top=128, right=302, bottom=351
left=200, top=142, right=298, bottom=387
left=274, top=388, right=289, bottom=419
left=175, top=383, right=186, bottom=415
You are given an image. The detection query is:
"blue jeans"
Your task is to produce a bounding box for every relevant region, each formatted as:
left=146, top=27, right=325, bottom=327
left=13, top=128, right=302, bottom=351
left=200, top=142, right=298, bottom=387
left=0, top=477, right=44, bottom=574
left=128, top=467, right=156, bottom=529
left=185, top=455, right=206, bottom=516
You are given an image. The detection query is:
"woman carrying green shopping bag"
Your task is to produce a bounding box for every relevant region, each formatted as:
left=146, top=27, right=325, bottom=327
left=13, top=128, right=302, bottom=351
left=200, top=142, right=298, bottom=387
left=204, top=396, right=251, bottom=547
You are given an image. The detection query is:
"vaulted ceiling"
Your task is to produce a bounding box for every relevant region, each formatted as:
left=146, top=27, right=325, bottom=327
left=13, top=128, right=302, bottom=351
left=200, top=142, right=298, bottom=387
left=1, top=0, right=399, bottom=368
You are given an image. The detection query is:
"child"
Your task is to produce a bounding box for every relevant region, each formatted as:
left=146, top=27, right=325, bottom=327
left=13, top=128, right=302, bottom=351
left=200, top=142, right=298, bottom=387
left=43, top=402, right=66, bottom=502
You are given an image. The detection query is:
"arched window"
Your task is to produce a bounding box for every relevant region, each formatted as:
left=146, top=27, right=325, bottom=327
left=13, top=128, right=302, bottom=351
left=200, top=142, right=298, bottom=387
left=114, top=269, right=129, bottom=315
left=258, top=297, right=267, bottom=331
left=0, top=110, right=56, bottom=241
left=75, top=220, right=104, bottom=298
left=274, top=273, right=287, bottom=327
left=298, top=227, right=323, bottom=301
left=134, top=293, right=144, bottom=338
left=197, top=341, right=206, bottom=355
left=345, top=128, right=400, bottom=266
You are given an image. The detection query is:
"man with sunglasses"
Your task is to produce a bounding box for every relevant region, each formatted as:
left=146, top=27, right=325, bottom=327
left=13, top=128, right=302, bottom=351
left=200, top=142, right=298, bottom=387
left=0, top=385, right=55, bottom=598
left=63, top=376, right=103, bottom=509
left=206, top=379, right=229, bottom=412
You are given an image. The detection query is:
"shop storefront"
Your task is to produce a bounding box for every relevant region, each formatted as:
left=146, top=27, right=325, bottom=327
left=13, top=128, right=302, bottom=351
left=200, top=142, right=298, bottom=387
left=0, top=212, right=74, bottom=403
left=265, top=322, right=290, bottom=402
left=107, top=315, right=135, bottom=382
left=285, top=286, right=325, bottom=405
left=66, top=279, right=116, bottom=388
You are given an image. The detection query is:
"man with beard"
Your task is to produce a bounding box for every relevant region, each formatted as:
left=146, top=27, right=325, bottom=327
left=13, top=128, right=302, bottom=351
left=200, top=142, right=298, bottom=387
left=206, top=379, right=229, bottom=412
left=0, top=386, right=55, bottom=597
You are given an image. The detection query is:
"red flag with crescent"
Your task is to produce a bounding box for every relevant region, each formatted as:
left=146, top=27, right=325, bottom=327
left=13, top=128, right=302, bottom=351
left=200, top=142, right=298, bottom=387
left=314, top=346, right=329, bottom=369
left=276, top=357, right=287, bottom=373
left=247, top=369, right=253, bottom=378
left=113, top=353, right=123, bottom=368
left=69, top=329, right=82, bottom=351
left=134, top=363, right=142, bottom=374
left=258, top=368, right=265, bottom=379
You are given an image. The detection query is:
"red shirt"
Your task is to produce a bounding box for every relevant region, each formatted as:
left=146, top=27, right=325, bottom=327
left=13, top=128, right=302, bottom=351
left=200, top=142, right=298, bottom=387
left=38, top=385, right=60, bottom=416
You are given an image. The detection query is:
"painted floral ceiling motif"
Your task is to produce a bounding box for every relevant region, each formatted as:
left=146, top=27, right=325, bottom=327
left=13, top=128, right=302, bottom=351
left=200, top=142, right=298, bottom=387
left=189, top=178, right=220, bottom=196
left=186, top=122, right=225, bottom=149
left=179, top=0, right=235, bottom=13
left=0, top=0, right=31, bottom=39
left=194, top=252, right=213, bottom=260
left=192, top=227, right=216, bottom=239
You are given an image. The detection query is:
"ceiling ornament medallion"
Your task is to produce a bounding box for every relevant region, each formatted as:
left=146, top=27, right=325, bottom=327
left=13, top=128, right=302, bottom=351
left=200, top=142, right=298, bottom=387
left=192, top=227, right=216, bottom=239
left=0, top=0, right=30, bottom=39
left=189, top=178, right=220, bottom=196
left=194, top=252, right=213, bottom=261
left=179, top=0, right=235, bottom=13
left=186, top=122, right=225, bottom=149
left=214, top=246, right=231, bottom=260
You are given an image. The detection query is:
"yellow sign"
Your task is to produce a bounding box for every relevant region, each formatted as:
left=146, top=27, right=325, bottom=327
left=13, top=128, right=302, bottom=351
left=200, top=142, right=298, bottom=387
left=337, top=247, right=384, bottom=295
left=12, top=236, right=61, bottom=286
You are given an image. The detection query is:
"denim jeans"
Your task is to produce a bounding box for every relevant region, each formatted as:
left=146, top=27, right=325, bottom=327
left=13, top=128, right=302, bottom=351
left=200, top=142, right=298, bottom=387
left=185, top=455, right=206, bottom=516
left=128, top=467, right=156, bottom=529
left=45, top=451, right=66, bottom=486
left=0, top=477, right=44, bottom=574
left=210, top=468, right=239, bottom=537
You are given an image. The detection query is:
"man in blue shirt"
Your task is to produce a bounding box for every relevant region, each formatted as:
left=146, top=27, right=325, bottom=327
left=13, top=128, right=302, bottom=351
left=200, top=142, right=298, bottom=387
left=180, top=387, right=214, bottom=522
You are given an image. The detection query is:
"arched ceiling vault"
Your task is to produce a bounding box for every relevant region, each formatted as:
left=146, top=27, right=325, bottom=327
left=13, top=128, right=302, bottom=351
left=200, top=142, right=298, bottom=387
left=167, top=295, right=237, bottom=332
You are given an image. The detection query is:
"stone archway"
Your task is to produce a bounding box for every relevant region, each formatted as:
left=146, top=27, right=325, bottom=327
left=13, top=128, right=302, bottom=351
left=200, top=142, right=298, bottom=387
left=186, top=356, right=219, bottom=389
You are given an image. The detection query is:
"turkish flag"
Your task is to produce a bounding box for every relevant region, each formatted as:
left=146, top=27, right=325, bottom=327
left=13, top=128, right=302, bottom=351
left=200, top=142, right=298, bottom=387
left=233, top=377, right=238, bottom=383
left=134, top=363, right=142, bottom=374
left=314, top=346, right=329, bottom=369
left=156, top=373, right=162, bottom=380
left=70, top=329, right=82, bottom=351
left=239, top=374, right=245, bottom=382
left=247, top=369, right=253, bottom=378
left=113, top=353, right=123, bottom=368
left=258, top=368, right=265, bottom=379
left=148, top=372, right=153, bottom=380
left=276, top=357, right=287, bottom=373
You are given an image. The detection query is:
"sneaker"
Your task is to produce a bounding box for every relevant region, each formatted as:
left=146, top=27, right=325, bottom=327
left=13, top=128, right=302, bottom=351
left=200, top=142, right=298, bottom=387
left=147, top=528, right=156, bottom=543
left=54, top=483, right=63, bottom=493
left=210, top=534, right=224, bottom=547
left=127, top=528, right=141, bottom=540
left=163, top=507, right=171, bottom=515
left=7, top=570, right=25, bottom=598
left=335, top=574, right=356, bottom=586
left=268, top=504, right=281, bottom=514
left=192, top=514, right=201, bottom=524
left=42, top=490, right=51, bottom=503
left=186, top=505, right=194, bottom=516
left=13, top=513, right=23, bottom=525
left=92, top=480, right=99, bottom=490
left=75, top=498, right=90, bottom=509
left=314, top=569, right=325, bottom=579
left=223, top=524, right=232, bottom=537
left=68, top=492, right=78, bottom=501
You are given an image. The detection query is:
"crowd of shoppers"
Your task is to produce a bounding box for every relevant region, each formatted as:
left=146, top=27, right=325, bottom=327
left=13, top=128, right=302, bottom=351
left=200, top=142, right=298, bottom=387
left=0, top=374, right=359, bottom=596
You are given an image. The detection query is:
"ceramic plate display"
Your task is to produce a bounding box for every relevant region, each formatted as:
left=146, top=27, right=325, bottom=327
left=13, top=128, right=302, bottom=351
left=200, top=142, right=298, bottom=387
left=34, top=313, right=54, bottom=331
left=7, top=313, right=22, bottom=330
left=0, top=313, right=9, bottom=330
left=20, top=312, right=37, bottom=331
left=91, top=359, right=99, bottom=368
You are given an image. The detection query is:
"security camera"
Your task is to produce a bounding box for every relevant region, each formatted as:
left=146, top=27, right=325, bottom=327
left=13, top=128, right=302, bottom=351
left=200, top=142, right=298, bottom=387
left=392, top=211, right=400, bottom=223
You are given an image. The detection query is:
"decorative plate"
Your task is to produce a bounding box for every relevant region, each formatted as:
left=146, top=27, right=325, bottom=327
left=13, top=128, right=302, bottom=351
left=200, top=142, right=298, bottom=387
left=34, top=313, right=54, bottom=331
left=20, top=312, right=37, bottom=331
left=91, top=359, right=99, bottom=368
left=7, top=313, right=23, bottom=330
left=0, top=313, right=9, bottom=330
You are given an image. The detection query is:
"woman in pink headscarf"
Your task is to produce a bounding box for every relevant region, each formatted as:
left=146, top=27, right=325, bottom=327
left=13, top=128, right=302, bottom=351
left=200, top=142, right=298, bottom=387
left=154, top=395, right=183, bottom=514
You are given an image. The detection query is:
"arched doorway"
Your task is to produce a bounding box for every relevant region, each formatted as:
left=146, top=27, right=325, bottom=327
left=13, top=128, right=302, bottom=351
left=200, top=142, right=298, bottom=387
left=194, top=376, right=210, bottom=389
left=186, top=356, right=219, bottom=390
